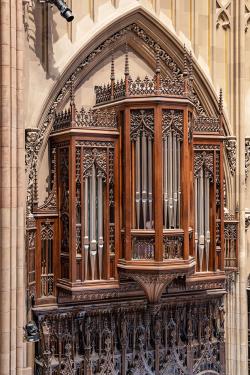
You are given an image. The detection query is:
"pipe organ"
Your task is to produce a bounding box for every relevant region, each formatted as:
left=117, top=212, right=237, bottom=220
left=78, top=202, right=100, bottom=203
left=194, top=159, right=212, bottom=272
left=26, top=46, right=239, bottom=375
left=162, top=110, right=183, bottom=229
left=82, top=147, right=107, bottom=281
left=131, top=109, right=154, bottom=230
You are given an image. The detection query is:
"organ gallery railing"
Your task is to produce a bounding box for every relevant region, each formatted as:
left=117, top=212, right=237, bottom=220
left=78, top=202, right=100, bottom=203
left=35, top=298, right=225, bottom=375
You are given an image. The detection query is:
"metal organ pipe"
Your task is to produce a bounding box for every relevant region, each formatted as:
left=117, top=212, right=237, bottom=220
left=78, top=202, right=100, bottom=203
left=173, top=134, right=177, bottom=228
left=134, top=133, right=153, bottom=229
left=163, top=132, right=181, bottom=229
left=97, top=176, right=103, bottom=279
left=205, top=177, right=210, bottom=271
left=84, top=166, right=105, bottom=280
left=168, top=132, right=173, bottom=227
left=194, top=178, right=198, bottom=271
left=148, top=138, right=153, bottom=229
left=198, top=168, right=205, bottom=271
left=195, top=166, right=210, bottom=272
left=135, top=137, right=141, bottom=229
left=177, top=139, right=181, bottom=225
left=142, top=133, right=147, bottom=229
left=163, top=139, right=168, bottom=228
left=90, top=165, right=97, bottom=280
left=84, top=177, right=89, bottom=280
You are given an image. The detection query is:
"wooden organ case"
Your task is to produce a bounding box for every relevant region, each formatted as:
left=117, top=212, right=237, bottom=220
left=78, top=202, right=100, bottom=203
left=28, top=48, right=239, bottom=375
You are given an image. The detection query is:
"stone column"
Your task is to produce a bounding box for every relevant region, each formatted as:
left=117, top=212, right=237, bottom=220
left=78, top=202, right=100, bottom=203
left=234, top=0, right=248, bottom=374
left=0, top=0, right=30, bottom=374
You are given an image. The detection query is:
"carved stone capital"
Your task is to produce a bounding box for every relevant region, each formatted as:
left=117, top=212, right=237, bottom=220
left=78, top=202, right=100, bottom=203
left=224, top=137, right=236, bottom=176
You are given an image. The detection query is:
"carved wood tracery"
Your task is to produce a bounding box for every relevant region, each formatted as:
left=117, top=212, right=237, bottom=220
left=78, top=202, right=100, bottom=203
left=35, top=298, right=225, bottom=375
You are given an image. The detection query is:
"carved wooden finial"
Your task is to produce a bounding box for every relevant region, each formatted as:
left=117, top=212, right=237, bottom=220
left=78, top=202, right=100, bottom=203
left=124, top=43, right=130, bottom=76
left=70, top=79, right=75, bottom=105
left=51, top=147, right=57, bottom=187
left=33, top=166, right=38, bottom=209
left=219, top=88, right=223, bottom=113
left=183, top=45, right=188, bottom=76
left=110, top=52, right=115, bottom=81
left=69, top=78, right=76, bottom=124
left=189, top=51, right=193, bottom=80
left=155, top=49, right=161, bottom=74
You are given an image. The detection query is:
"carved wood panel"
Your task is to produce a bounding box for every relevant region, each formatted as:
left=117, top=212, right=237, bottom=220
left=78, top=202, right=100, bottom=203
left=35, top=298, right=225, bottom=375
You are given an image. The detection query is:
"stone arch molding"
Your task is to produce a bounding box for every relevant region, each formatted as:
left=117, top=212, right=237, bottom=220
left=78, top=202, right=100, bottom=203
left=25, top=7, right=231, bottom=213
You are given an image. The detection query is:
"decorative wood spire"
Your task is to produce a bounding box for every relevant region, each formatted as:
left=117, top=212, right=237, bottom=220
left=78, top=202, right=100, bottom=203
left=110, top=52, right=115, bottom=100
left=110, top=52, right=115, bottom=81
left=189, top=51, right=193, bottom=80
left=183, top=45, right=188, bottom=76
left=70, top=78, right=75, bottom=105
left=219, top=88, right=223, bottom=113
left=51, top=147, right=57, bottom=188
left=33, top=166, right=38, bottom=209
left=124, top=44, right=130, bottom=96
left=155, top=49, right=161, bottom=94
left=70, top=78, right=76, bottom=124
left=155, top=49, right=160, bottom=74
left=219, top=88, right=224, bottom=134
left=124, top=43, right=129, bottom=76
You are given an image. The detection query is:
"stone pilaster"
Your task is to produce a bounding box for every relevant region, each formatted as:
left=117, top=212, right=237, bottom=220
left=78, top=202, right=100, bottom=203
left=235, top=1, right=248, bottom=374
left=0, top=0, right=30, bottom=374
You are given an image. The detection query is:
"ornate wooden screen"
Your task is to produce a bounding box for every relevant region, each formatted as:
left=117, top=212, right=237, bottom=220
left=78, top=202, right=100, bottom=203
left=35, top=297, right=225, bottom=375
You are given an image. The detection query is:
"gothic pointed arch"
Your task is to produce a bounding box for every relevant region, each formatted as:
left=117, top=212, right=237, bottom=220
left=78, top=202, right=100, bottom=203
left=26, top=7, right=235, bottom=215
